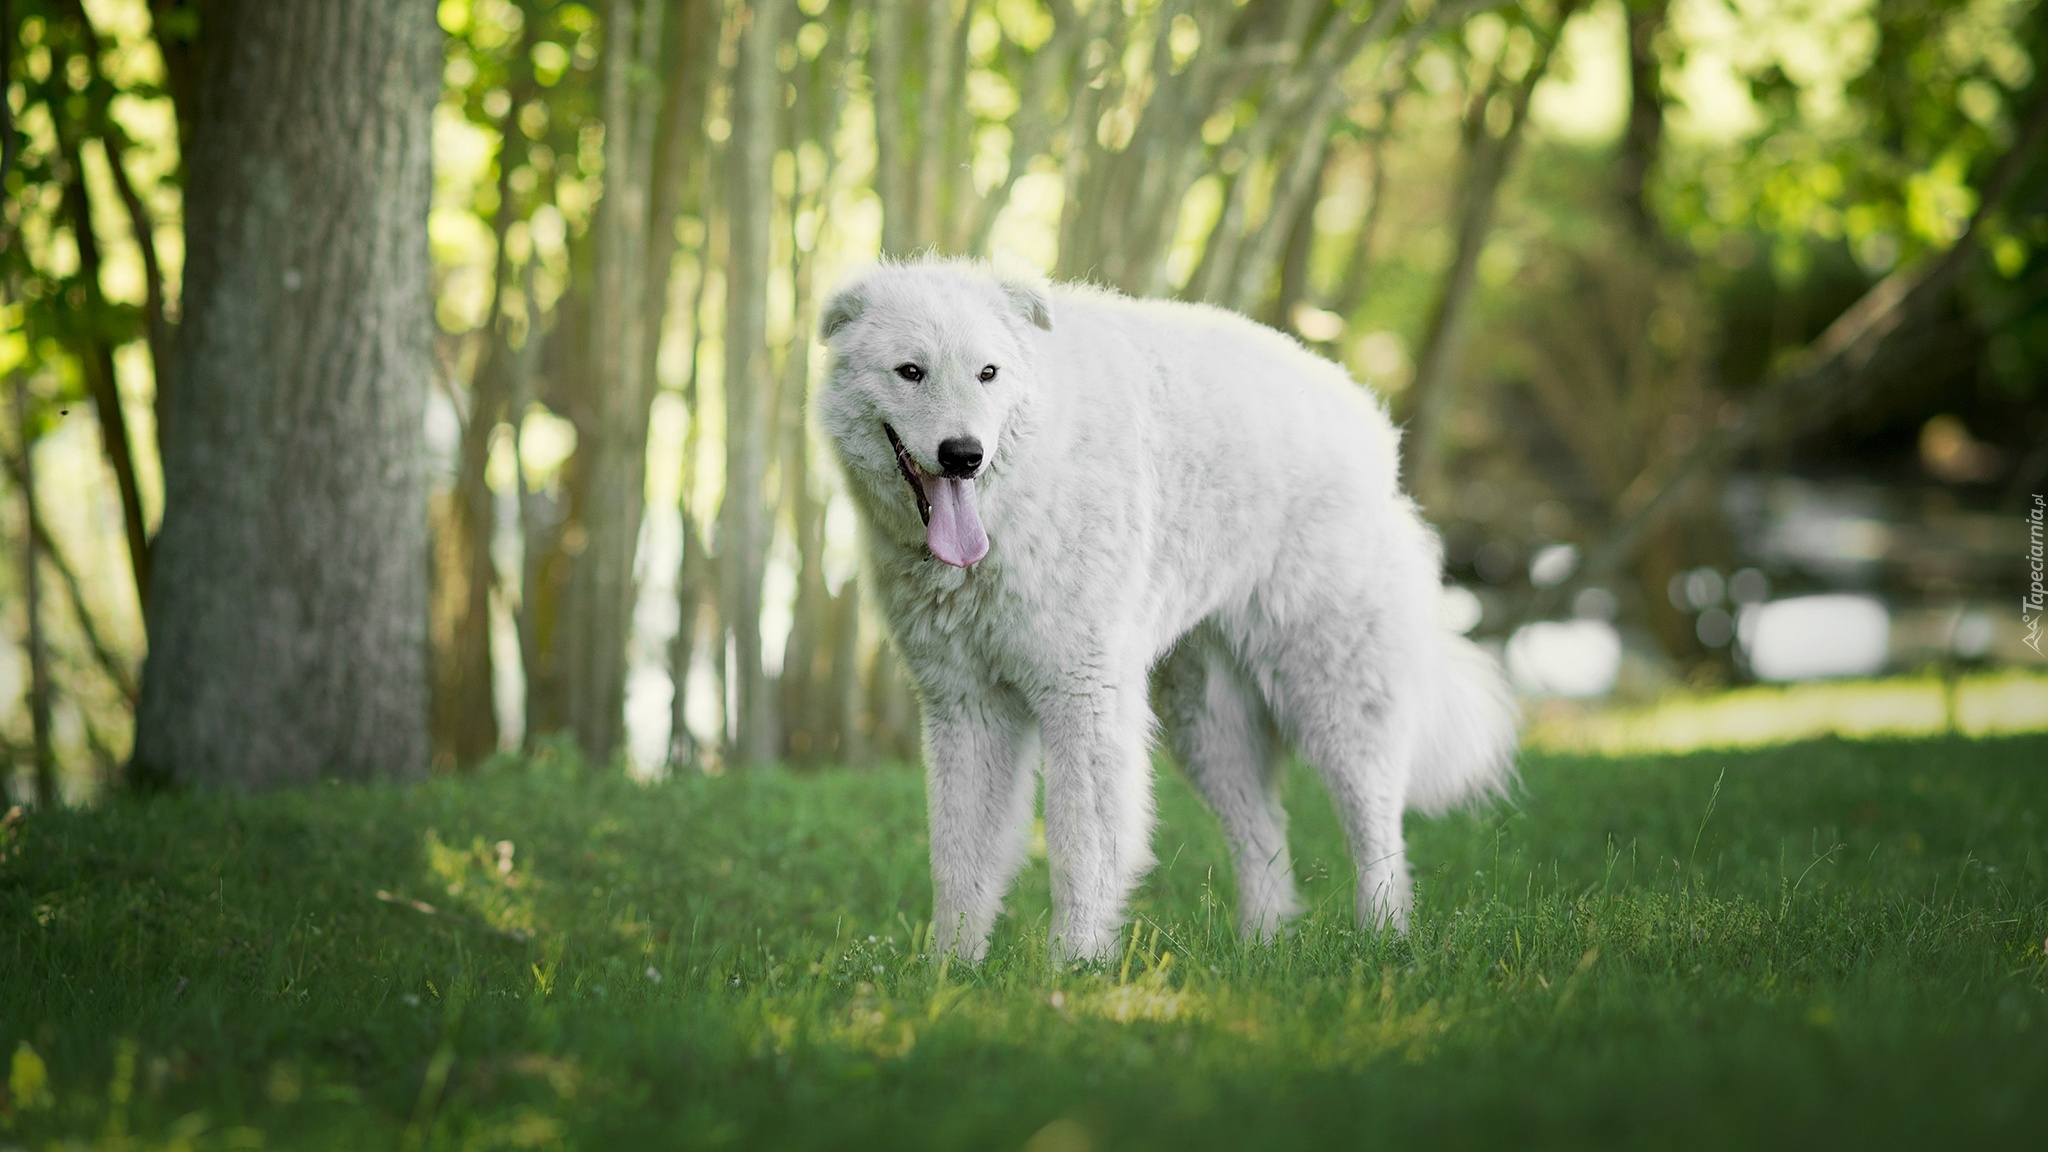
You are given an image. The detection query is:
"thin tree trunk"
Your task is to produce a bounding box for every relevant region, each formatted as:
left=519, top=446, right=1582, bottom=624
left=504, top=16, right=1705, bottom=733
left=1616, top=0, right=1668, bottom=244
left=67, top=0, right=173, bottom=427
left=131, top=0, right=438, bottom=790
left=511, top=290, right=553, bottom=748
left=1266, top=157, right=1323, bottom=328
left=723, top=0, right=783, bottom=768
left=443, top=53, right=538, bottom=767
left=651, top=0, right=719, bottom=769
left=777, top=316, right=825, bottom=760
left=0, top=445, right=138, bottom=703
left=829, top=578, right=864, bottom=765
left=966, top=0, right=1080, bottom=253
left=870, top=639, right=918, bottom=764
left=144, top=0, right=200, bottom=154
left=1406, top=0, right=1581, bottom=509
left=11, top=373, right=56, bottom=807
left=669, top=200, right=715, bottom=769
left=1051, top=0, right=1120, bottom=278
left=0, top=0, right=16, bottom=186
left=1326, top=119, right=1391, bottom=327
left=871, top=0, right=916, bottom=255
left=53, top=129, right=152, bottom=611
left=1195, top=0, right=1407, bottom=307
left=557, top=0, right=671, bottom=764
left=777, top=141, right=824, bottom=764
left=1232, top=124, right=1332, bottom=316
left=915, top=0, right=959, bottom=251
left=668, top=504, right=709, bottom=766
left=778, top=23, right=849, bottom=762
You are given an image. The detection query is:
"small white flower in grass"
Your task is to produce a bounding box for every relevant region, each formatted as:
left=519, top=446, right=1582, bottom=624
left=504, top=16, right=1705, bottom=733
left=645, top=967, right=661, bottom=984
left=402, top=993, right=420, bottom=1007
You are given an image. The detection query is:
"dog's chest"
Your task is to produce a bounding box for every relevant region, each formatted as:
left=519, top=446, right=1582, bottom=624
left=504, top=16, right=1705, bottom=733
left=874, top=550, right=1081, bottom=683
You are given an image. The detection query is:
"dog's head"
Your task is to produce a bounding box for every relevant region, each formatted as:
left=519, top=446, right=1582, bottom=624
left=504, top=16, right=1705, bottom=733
left=814, top=261, right=1053, bottom=568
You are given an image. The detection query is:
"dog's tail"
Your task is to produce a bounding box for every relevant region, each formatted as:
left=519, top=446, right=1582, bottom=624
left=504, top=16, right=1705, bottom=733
left=1406, top=632, right=1519, bottom=815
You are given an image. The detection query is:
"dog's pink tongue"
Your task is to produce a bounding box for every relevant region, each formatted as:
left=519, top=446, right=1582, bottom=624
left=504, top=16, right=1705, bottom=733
left=925, top=476, right=989, bottom=567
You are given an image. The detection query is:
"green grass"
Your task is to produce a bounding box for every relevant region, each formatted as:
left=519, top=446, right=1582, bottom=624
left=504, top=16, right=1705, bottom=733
left=4, top=734, right=2048, bottom=1150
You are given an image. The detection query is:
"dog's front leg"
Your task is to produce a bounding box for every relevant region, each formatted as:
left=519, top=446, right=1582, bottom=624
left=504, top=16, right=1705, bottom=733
left=1038, top=668, right=1157, bottom=965
left=923, top=685, right=1039, bottom=963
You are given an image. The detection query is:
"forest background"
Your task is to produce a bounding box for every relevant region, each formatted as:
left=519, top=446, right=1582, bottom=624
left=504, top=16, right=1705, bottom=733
left=2, top=0, right=2044, bottom=799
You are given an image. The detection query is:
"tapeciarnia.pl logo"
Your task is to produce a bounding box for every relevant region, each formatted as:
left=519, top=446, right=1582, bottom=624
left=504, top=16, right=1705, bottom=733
left=2026, top=493, right=2045, bottom=656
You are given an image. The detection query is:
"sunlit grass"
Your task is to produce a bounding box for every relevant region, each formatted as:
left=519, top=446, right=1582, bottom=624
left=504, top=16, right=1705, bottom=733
left=1524, top=668, right=2048, bottom=755
left=4, top=734, right=2047, bottom=1149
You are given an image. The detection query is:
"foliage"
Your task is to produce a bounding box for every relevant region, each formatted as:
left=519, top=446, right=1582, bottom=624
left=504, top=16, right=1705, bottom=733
left=3, top=734, right=2047, bottom=1147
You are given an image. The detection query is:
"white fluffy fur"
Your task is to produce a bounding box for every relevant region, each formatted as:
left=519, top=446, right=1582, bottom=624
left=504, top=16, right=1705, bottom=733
left=815, top=259, right=1516, bottom=963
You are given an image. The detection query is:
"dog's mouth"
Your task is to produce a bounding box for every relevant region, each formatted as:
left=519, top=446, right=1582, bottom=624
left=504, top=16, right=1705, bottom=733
left=883, top=422, right=931, bottom=527
left=882, top=422, right=989, bottom=568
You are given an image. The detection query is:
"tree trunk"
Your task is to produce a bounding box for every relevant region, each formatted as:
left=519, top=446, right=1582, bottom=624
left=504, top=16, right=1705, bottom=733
left=1616, top=0, right=1668, bottom=243
left=0, top=444, right=139, bottom=703
left=130, top=0, right=438, bottom=790
left=721, top=0, right=782, bottom=769
left=828, top=577, right=865, bottom=765
left=871, top=0, right=916, bottom=256
left=441, top=74, right=533, bottom=769
left=1326, top=120, right=1391, bottom=328
left=553, top=0, right=669, bottom=765
left=53, top=126, right=152, bottom=612
left=1406, top=1, right=1581, bottom=510
left=68, top=0, right=174, bottom=438
left=11, top=373, right=56, bottom=808
left=668, top=504, right=709, bottom=766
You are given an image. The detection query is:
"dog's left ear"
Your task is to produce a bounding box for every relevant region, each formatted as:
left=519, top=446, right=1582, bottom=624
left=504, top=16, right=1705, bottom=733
left=818, top=285, right=864, bottom=341
left=1001, top=278, right=1054, bottom=332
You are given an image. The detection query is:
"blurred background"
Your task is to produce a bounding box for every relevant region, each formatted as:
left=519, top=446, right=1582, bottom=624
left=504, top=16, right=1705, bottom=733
left=2, top=0, right=2045, bottom=802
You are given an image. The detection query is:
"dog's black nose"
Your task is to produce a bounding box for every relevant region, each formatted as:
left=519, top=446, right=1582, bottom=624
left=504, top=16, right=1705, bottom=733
left=937, top=436, right=983, bottom=479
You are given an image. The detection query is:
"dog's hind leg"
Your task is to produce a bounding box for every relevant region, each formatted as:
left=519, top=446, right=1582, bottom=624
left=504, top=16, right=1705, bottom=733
left=1253, top=603, right=1425, bottom=935
left=923, top=683, right=1040, bottom=962
left=1156, top=627, right=1301, bottom=941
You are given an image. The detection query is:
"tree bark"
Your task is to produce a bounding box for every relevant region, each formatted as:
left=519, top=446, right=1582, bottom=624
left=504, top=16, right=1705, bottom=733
left=441, top=44, right=538, bottom=768
left=53, top=123, right=153, bottom=612
left=11, top=373, right=56, bottom=807
left=1405, top=0, right=1582, bottom=509
left=723, top=0, right=782, bottom=768
left=1616, top=0, right=1668, bottom=243
left=554, top=0, right=670, bottom=765
left=130, top=0, right=438, bottom=790
left=828, top=577, right=864, bottom=764
left=67, top=0, right=175, bottom=432
left=871, top=0, right=916, bottom=256
left=1326, top=116, right=1391, bottom=328
left=0, top=445, right=138, bottom=703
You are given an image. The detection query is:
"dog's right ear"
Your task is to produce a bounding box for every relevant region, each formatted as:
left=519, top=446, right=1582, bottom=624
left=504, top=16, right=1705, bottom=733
left=818, top=286, right=864, bottom=341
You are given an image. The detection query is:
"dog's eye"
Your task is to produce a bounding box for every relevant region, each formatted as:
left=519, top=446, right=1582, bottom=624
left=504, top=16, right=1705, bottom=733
left=894, top=363, right=925, bottom=382
left=978, top=364, right=999, bottom=383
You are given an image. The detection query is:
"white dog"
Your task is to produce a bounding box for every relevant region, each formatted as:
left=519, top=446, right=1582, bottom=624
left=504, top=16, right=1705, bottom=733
left=815, top=259, right=1515, bottom=963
